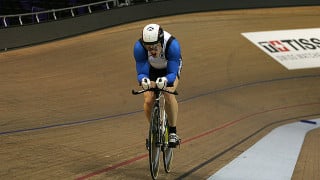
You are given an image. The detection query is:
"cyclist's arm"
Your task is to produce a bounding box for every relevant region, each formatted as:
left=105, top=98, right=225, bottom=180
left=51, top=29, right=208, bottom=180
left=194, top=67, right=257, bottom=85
left=166, top=39, right=181, bottom=86
left=133, top=41, right=149, bottom=83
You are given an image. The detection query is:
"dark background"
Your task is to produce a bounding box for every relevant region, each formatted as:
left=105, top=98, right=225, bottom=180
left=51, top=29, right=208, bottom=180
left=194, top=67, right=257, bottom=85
left=0, top=0, right=319, bottom=51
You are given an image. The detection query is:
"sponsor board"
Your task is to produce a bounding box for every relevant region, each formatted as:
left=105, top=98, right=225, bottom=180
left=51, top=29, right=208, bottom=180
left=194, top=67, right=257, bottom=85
left=242, top=28, right=320, bottom=70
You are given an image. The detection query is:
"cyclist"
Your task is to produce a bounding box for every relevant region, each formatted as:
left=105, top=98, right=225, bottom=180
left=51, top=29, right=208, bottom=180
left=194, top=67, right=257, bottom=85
left=133, top=23, right=182, bottom=147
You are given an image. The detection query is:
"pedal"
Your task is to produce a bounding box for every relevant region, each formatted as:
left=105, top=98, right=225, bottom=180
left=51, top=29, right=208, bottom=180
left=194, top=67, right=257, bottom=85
left=168, top=138, right=181, bottom=149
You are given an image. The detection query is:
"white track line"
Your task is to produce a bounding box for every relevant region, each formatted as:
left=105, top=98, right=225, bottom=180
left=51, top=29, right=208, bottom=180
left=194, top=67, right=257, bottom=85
left=208, top=119, right=320, bottom=180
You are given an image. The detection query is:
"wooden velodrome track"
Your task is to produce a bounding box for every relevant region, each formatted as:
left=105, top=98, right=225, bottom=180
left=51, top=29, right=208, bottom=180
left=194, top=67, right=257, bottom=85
left=1, top=6, right=320, bottom=180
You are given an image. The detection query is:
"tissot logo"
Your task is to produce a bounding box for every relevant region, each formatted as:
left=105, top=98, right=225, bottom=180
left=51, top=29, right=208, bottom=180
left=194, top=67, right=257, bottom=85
left=242, top=28, right=320, bottom=70
left=258, top=38, right=320, bottom=53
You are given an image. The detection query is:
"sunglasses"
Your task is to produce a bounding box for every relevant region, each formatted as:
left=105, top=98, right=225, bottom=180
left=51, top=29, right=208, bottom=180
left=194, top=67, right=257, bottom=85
left=144, top=43, right=161, bottom=51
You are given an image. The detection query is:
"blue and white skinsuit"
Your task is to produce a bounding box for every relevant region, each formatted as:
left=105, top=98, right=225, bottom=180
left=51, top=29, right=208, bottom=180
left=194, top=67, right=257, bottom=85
left=133, top=31, right=182, bottom=86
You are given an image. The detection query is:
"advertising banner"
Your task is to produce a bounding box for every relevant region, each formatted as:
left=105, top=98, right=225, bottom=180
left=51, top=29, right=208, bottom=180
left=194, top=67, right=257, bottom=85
left=242, top=28, right=320, bottom=70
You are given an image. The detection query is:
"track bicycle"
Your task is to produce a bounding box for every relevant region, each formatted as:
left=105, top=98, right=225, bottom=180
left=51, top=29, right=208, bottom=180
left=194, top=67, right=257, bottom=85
left=132, top=87, right=178, bottom=180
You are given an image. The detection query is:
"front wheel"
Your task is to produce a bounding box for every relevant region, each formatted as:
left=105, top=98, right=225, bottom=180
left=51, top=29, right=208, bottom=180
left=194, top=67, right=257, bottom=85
left=149, top=106, right=161, bottom=179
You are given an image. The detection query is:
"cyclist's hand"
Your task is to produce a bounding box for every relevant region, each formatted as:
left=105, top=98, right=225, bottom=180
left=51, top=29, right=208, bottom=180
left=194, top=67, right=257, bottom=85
left=141, top=77, right=151, bottom=90
left=156, top=77, right=167, bottom=89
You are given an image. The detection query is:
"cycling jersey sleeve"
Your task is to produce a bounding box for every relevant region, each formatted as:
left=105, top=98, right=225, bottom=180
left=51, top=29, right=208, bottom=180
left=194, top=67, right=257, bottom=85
left=133, top=40, right=149, bottom=83
left=166, top=39, right=181, bottom=86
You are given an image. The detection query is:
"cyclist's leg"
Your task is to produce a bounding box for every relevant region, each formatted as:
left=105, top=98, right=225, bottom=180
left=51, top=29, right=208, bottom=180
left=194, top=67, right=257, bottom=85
left=164, top=78, right=180, bottom=147
left=165, top=58, right=182, bottom=129
left=143, top=82, right=156, bottom=123
left=164, top=78, right=179, bottom=128
left=144, top=66, right=162, bottom=122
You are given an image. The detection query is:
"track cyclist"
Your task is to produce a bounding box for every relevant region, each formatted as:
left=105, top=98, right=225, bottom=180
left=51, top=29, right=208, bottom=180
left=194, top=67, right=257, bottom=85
left=133, top=23, right=183, bottom=148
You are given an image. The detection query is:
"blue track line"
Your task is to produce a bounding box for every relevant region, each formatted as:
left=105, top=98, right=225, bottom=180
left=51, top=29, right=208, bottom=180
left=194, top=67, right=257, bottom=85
left=1, top=74, right=319, bottom=136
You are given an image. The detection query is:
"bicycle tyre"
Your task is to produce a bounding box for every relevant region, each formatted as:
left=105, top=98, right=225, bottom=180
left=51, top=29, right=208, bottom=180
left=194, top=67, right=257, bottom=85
left=149, top=105, right=161, bottom=179
left=162, top=119, right=174, bottom=173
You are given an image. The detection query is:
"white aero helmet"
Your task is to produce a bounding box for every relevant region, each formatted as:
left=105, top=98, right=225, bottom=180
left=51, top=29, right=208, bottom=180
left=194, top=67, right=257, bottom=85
left=142, top=24, right=164, bottom=45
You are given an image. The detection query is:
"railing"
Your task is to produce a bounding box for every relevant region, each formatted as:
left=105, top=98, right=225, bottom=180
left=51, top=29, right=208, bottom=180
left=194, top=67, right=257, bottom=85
left=0, top=0, right=136, bottom=28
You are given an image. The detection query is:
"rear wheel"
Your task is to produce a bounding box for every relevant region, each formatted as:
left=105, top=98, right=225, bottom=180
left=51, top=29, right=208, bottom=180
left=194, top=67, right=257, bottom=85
left=149, top=106, right=161, bottom=179
left=163, top=123, right=173, bottom=173
left=163, top=148, right=173, bottom=173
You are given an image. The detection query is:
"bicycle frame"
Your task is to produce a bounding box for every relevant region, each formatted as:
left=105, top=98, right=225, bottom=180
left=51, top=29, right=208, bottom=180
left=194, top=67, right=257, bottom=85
left=132, top=87, right=178, bottom=147
left=132, top=87, right=178, bottom=179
